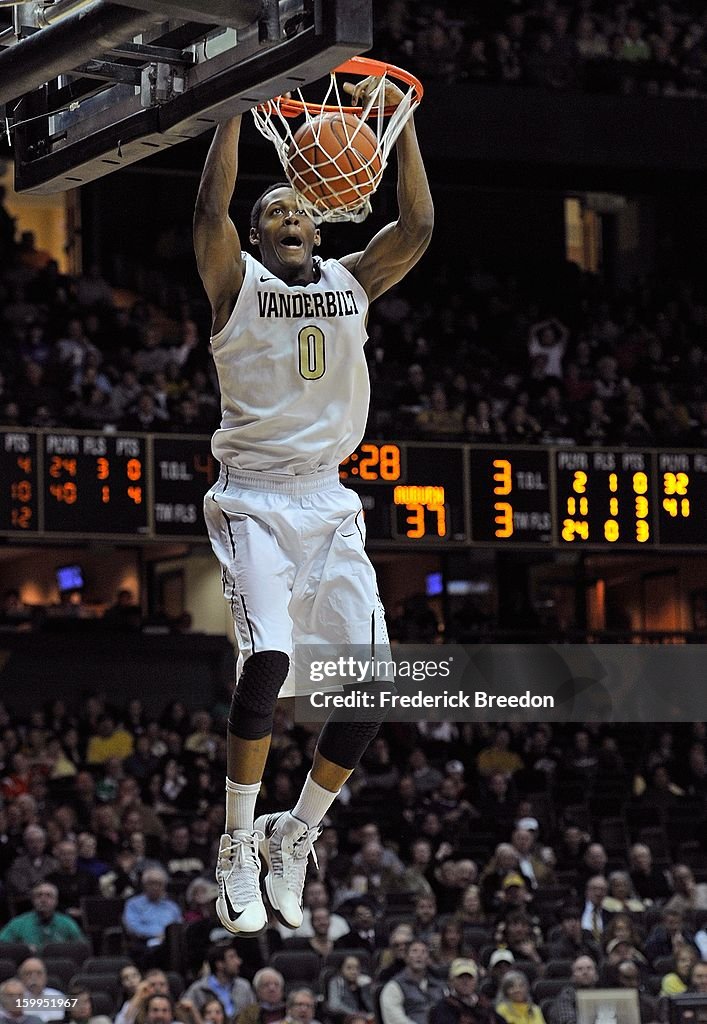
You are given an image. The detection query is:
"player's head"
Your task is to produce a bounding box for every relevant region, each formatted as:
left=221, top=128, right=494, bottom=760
left=250, top=182, right=291, bottom=232
left=249, top=184, right=320, bottom=274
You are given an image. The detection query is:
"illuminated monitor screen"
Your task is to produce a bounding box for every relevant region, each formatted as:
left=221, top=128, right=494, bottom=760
left=56, top=564, right=84, bottom=592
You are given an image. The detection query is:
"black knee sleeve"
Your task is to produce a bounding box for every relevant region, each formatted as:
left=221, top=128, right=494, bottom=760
left=228, top=650, right=289, bottom=740
left=317, top=718, right=382, bottom=771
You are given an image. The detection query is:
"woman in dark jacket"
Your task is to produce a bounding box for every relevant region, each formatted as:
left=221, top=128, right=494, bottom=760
left=326, top=956, right=374, bottom=1022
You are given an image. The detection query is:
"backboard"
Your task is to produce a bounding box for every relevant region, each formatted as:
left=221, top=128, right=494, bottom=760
left=0, top=0, right=372, bottom=194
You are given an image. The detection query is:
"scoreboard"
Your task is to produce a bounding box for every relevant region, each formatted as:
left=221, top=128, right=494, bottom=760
left=468, top=446, right=707, bottom=549
left=339, top=442, right=467, bottom=544
left=1, top=428, right=706, bottom=548
left=42, top=432, right=148, bottom=536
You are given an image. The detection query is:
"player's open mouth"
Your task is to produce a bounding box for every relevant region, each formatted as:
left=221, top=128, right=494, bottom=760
left=279, top=235, right=302, bottom=249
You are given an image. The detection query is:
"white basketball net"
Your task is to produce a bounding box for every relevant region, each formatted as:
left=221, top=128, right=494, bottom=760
left=251, top=71, right=419, bottom=223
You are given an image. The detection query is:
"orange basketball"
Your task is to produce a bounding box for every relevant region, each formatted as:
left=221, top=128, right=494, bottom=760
left=287, top=112, right=382, bottom=212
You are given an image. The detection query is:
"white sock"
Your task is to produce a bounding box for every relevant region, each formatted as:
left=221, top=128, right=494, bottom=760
left=291, top=772, right=339, bottom=828
left=225, top=778, right=260, bottom=832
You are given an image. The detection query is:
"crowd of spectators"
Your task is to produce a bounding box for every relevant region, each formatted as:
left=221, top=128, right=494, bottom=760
left=0, top=226, right=221, bottom=438
left=375, top=1, right=707, bottom=97
left=0, top=692, right=706, bottom=1024
left=366, top=260, right=707, bottom=448
left=1, top=205, right=706, bottom=450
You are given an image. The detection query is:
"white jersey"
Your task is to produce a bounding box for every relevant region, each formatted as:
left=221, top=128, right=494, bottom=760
left=210, top=251, right=370, bottom=475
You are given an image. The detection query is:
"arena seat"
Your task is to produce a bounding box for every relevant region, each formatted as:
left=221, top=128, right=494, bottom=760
left=81, top=956, right=133, bottom=974
left=514, top=960, right=541, bottom=982
left=269, top=950, right=322, bottom=985
left=79, top=896, right=125, bottom=954
left=0, top=959, right=17, bottom=981
left=545, top=959, right=574, bottom=979
left=89, top=992, right=116, bottom=1017
left=69, top=971, right=121, bottom=1012
left=44, top=957, right=81, bottom=989
left=533, top=979, right=568, bottom=1001
left=42, top=942, right=92, bottom=966
left=0, top=942, right=32, bottom=965
left=164, top=921, right=187, bottom=976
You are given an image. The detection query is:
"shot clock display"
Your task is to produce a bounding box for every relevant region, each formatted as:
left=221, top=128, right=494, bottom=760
left=1, top=430, right=706, bottom=548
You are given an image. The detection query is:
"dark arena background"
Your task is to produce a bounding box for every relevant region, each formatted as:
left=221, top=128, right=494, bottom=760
left=0, top=0, right=706, bottom=1013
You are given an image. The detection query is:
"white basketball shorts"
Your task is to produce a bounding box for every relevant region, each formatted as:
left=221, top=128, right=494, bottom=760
left=204, top=465, right=389, bottom=697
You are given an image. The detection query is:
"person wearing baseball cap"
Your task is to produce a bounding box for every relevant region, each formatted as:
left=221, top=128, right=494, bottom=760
left=430, top=959, right=501, bottom=1024
left=497, top=874, right=533, bottom=917
left=479, top=951, right=515, bottom=1002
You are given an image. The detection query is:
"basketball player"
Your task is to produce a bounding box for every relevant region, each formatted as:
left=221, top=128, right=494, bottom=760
left=194, top=76, right=433, bottom=936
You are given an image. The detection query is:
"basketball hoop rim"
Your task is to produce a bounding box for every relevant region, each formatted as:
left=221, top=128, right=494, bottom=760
left=264, top=56, right=423, bottom=119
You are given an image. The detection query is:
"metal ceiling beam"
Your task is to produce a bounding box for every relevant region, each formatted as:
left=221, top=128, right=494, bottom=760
left=73, top=57, right=142, bottom=83
left=108, top=0, right=262, bottom=27
left=104, top=40, right=195, bottom=63
left=0, top=1, right=165, bottom=107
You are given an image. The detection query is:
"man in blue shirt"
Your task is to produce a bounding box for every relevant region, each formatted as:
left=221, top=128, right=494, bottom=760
left=182, top=944, right=256, bottom=1018
left=122, top=866, right=182, bottom=966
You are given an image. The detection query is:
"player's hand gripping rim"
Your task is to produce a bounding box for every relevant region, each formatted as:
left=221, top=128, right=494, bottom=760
left=343, top=75, right=405, bottom=111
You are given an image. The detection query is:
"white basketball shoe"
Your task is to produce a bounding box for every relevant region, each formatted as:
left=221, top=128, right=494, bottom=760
left=254, top=811, right=321, bottom=929
left=215, top=828, right=267, bottom=935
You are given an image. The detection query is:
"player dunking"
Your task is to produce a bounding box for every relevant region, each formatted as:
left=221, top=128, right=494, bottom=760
left=194, top=76, right=433, bottom=935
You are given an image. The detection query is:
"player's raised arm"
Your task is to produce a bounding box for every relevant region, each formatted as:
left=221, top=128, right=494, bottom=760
left=193, top=115, right=245, bottom=331
left=340, top=78, right=434, bottom=302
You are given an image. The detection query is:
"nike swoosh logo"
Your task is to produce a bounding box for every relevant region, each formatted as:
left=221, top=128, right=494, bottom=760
left=222, top=886, right=246, bottom=920
left=260, top=275, right=277, bottom=282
